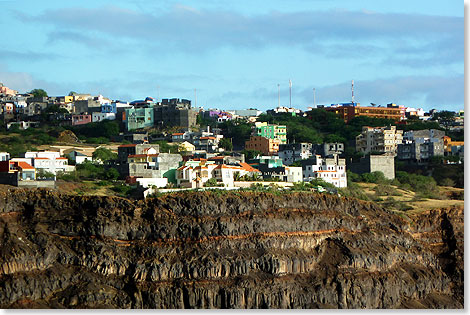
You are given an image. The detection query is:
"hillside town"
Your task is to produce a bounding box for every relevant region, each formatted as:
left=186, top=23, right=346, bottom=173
left=0, top=82, right=464, bottom=199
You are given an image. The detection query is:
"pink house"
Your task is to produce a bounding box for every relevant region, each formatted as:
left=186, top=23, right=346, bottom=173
left=72, top=114, right=92, bottom=126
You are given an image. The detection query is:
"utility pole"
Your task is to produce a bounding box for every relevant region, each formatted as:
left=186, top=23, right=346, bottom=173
left=289, top=79, right=292, bottom=107
left=277, top=83, right=280, bottom=108
left=157, top=85, right=160, bottom=102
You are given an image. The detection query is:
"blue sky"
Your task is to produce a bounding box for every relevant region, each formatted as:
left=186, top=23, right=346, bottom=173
left=0, top=0, right=464, bottom=111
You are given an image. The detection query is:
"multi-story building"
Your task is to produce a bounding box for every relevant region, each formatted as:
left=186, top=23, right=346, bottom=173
left=72, top=114, right=92, bottom=126
left=278, top=143, right=313, bottom=165
left=245, top=136, right=281, bottom=156
left=117, top=144, right=160, bottom=163
left=72, top=99, right=101, bottom=114
left=24, top=151, right=74, bottom=175
left=154, top=98, right=198, bottom=129
left=126, top=152, right=182, bottom=183
left=312, top=143, right=344, bottom=157
left=356, top=126, right=403, bottom=156
left=301, top=154, right=347, bottom=188
left=403, top=129, right=445, bottom=141
left=254, top=122, right=287, bottom=144
left=397, top=138, right=444, bottom=163
left=176, top=159, right=261, bottom=188
left=123, top=107, right=154, bottom=131
left=443, top=136, right=464, bottom=159
left=324, top=102, right=404, bottom=123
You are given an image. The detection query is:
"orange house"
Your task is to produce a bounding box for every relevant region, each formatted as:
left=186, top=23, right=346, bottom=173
left=245, top=136, right=281, bottom=156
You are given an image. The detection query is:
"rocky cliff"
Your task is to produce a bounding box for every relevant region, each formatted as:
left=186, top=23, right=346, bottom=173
left=0, top=189, right=463, bottom=308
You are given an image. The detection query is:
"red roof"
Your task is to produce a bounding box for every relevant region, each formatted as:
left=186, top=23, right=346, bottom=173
left=16, top=161, right=35, bottom=170
left=172, top=133, right=184, bottom=136
left=200, top=136, right=216, bottom=140
left=56, top=157, right=68, bottom=160
left=118, top=144, right=137, bottom=148
left=238, top=162, right=261, bottom=173
left=209, top=156, right=225, bottom=160
left=128, top=154, right=158, bottom=158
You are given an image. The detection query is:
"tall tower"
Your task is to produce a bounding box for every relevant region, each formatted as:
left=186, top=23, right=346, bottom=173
left=351, top=79, right=355, bottom=103
left=289, top=79, right=292, bottom=107
left=194, top=88, right=197, bottom=108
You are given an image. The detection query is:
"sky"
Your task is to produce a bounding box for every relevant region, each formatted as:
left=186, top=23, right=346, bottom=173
left=0, top=0, right=464, bottom=112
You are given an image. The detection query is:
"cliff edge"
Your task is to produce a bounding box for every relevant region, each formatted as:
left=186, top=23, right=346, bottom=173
left=0, top=189, right=463, bottom=308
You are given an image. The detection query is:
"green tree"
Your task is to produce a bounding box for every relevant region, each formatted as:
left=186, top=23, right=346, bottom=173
left=92, top=147, right=117, bottom=163
left=220, top=119, right=253, bottom=147
left=241, top=149, right=262, bottom=160
left=218, top=138, right=233, bottom=151
left=105, top=168, right=120, bottom=180
left=431, top=110, right=456, bottom=128
left=45, top=104, right=69, bottom=114
left=30, top=89, right=48, bottom=98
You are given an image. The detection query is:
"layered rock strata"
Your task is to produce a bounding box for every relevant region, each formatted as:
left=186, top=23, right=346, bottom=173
left=0, top=189, right=463, bottom=308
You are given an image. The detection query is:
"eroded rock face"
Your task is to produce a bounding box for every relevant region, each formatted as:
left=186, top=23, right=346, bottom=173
left=0, top=189, right=463, bottom=309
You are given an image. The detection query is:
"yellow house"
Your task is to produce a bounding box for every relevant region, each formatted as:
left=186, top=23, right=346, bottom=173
left=178, top=141, right=195, bottom=153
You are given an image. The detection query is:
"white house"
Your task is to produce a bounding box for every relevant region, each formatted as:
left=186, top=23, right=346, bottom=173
left=302, top=155, right=347, bottom=188
left=68, top=150, right=93, bottom=164
left=92, top=112, right=116, bottom=123
left=25, top=151, right=75, bottom=174
left=0, top=152, right=10, bottom=161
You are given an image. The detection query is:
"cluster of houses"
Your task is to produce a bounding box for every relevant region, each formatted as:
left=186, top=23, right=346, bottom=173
left=0, top=83, right=464, bottom=193
left=354, top=126, right=464, bottom=163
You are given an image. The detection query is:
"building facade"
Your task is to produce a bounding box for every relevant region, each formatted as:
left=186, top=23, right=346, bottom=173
left=356, top=126, right=403, bottom=156
left=278, top=143, right=313, bottom=165
left=154, top=98, right=197, bottom=129
left=245, top=136, right=281, bottom=156
left=254, top=122, right=287, bottom=144
left=123, top=107, right=155, bottom=131
left=325, top=103, right=404, bottom=123
left=301, top=155, right=347, bottom=188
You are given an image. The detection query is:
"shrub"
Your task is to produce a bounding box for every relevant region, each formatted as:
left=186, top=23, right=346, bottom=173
left=440, top=178, right=456, bottom=187
left=396, top=171, right=439, bottom=198
left=105, top=168, right=120, bottom=180
left=360, top=171, right=388, bottom=184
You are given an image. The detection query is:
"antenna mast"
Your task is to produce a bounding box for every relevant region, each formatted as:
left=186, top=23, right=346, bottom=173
left=351, top=79, right=355, bottom=103
left=289, top=79, right=292, bottom=107
left=194, top=88, right=197, bottom=108
left=313, top=88, right=316, bottom=108
left=277, top=84, right=280, bottom=108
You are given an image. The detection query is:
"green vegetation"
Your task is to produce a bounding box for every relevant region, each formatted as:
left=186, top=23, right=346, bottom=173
left=218, top=138, right=233, bottom=151
left=155, top=141, right=178, bottom=153
left=241, top=149, right=262, bottom=160
left=395, top=171, right=440, bottom=199
left=66, top=120, right=119, bottom=143
left=56, top=161, right=120, bottom=181
left=92, top=147, right=118, bottom=163
left=204, top=178, right=224, bottom=187
left=30, top=88, right=48, bottom=98
left=219, top=119, right=253, bottom=147
left=0, top=126, right=58, bottom=157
